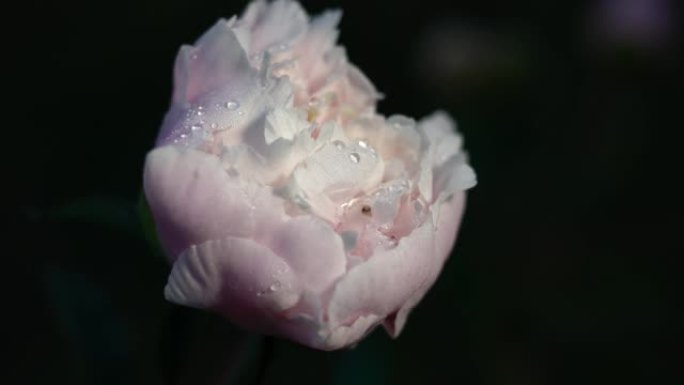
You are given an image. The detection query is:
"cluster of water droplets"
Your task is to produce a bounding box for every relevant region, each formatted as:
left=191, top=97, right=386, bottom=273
left=330, top=138, right=378, bottom=166
left=172, top=98, right=243, bottom=146
left=256, top=281, right=282, bottom=297
left=255, top=263, right=289, bottom=297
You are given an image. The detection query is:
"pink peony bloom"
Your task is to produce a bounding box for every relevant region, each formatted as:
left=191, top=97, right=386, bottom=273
left=144, top=0, right=476, bottom=350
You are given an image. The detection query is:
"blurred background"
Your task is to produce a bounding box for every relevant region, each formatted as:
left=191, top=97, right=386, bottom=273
left=8, top=0, right=683, bottom=384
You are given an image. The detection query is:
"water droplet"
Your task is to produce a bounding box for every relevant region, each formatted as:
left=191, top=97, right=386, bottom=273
left=358, top=139, right=378, bottom=157
left=190, top=124, right=202, bottom=131
left=225, top=100, right=239, bottom=110
left=191, top=53, right=198, bottom=60
left=269, top=282, right=281, bottom=292
left=332, top=140, right=345, bottom=150
left=180, top=133, right=188, bottom=139
left=349, top=153, right=361, bottom=163
left=238, top=110, right=244, bottom=116
left=210, top=123, right=218, bottom=129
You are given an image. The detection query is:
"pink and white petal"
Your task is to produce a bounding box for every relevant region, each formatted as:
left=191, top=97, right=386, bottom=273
left=165, top=236, right=302, bottom=328
left=143, top=146, right=284, bottom=260
left=321, top=314, right=382, bottom=351
left=172, top=20, right=254, bottom=106
left=383, top=192, right=466, bottom=336
left=287, top=10, right=345, bottom=99
left=418, top=111, right=464, bottom=166
left=433, top=154, right=477, bottom=203
left=266, top=291, right=330, bottom=348
left=264, top=107, right=309, bottom=144
left=295, top=10, right=342, bottom=89
left=346, top=63, right=382, bottom=104
left=270, top=292, right=381, bottom=351
left=268, top=216, right=347, bottom=293
left=238, top=0, right=308, bottom=56
left=326, top=218, right=437, bottom=330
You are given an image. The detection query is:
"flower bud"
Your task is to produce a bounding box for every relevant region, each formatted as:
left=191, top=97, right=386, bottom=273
left=144, top=0, right=476, bottom=350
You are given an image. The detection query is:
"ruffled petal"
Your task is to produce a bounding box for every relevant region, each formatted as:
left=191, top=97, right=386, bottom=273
left=237, top=0, right=308, bottom=56
left=143, top=146, right=285, bottom=259
left=326, top=216, right=437, bottom=331
left=165, top=236, right=302, bottom=327
left=173, top=20, right=253, bottom=106
left=433, top=154, right=477, bottom=203
left=418, top=111, right=463, bottom=166
left=264, top=107, right=309, bottom=144
left=268, top=216, right=347, bottom=293
left=321, top=314, right=381, bottom=350
left=289, top=137, right=385, bottom=219
left=383, top=192, right=466, bottom=336
left=294, top=10, right=342, bottom=94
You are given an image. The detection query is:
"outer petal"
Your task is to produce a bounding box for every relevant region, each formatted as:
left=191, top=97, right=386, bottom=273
left=143, top=146, right=285, bottom=259
left=322, top=314, right=382, bottom=350
left=165, top=236, right=302, bottom=331
left=323, top=193, right=465, bottom=344
left=267, top=216, right=347, bottom=293
left=383, top=192, right=466, bottom=336
left=326, top=213, right=438, bottom=335
left=158, top=19, right=261, bottom=147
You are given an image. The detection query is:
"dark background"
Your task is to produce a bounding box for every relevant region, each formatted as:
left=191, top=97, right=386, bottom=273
left=9, top=0, right=683, bottom=384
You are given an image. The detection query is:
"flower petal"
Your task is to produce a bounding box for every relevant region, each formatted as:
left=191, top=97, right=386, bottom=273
left=326, top=193, right=465, bottom=338
left=165, top=236, right=302, bottom=328
left=237, top=0, right=308, bottom=56
left=433, top=154, right=477, bottom=203
left=173, top=20, right=253, bottom=106
left=419, top=111, right=463, bottom=166
left=268, top=215, right=347, bottom=293
left=322, top=314, right=381, bottom=350
left=264, top=107, right=309, bottom=144
left=326, top=215, right=437, bottom=330
left=294, top=9, right=342, bottom=94
left=383, top=192, right=466, bottom=336
left=143, top=146, right=285, bottom=259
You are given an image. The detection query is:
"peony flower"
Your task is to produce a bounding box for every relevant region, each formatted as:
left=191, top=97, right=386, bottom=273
left=143, top=0, right=476, bottom=350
